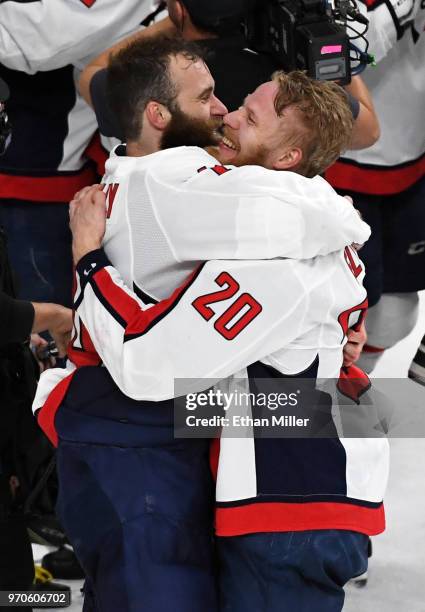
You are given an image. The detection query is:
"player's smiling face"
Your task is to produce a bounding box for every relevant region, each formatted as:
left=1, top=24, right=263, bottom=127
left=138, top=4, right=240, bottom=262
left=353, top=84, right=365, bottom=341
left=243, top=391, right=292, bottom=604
left=171, top=54, right=227, bottom=124
left=218, top=81, right=299, bottom=169
left=159, top=54, right=228, bottom=151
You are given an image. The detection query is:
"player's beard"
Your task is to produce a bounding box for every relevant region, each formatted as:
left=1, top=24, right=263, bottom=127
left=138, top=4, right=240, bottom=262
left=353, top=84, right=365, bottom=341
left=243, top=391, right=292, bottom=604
left=229, top=144, right=270, bottom=168
left=218, top=127, right=270, bottom=168
left=160, top=106, right=222, bottom=151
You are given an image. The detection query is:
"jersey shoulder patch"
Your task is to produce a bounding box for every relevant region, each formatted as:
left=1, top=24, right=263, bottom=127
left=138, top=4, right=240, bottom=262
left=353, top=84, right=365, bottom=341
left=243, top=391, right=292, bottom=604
left=197, top=165, right=232, bottom=176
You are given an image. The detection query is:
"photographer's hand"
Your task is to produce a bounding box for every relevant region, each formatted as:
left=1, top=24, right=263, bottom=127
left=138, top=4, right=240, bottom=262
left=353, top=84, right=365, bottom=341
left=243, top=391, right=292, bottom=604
left=31, top=303, right=73, bottom=358
left=30, top=333, right=55, bottom=372
left=69, top=184, right=106, bottom=264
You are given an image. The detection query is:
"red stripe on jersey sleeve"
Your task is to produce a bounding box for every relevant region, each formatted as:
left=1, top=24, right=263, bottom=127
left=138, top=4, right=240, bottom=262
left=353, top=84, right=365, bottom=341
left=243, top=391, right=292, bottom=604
left=37, top=372, right=77, bottom=447
left=91, top=265, right=203, bottom=338
left=67, top=321, right=102, bottom=368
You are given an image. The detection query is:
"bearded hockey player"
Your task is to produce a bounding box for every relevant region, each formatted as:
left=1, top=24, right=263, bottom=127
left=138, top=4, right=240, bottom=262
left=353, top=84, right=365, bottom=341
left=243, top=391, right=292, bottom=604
left=35, top=39, right=381, bottom=612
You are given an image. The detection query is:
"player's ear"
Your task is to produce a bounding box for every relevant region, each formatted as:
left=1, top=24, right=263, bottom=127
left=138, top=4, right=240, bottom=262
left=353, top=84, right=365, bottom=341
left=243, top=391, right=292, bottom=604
left=145, top=101, right=171, bottom=131
left=273, top=146, right=303, bottom=172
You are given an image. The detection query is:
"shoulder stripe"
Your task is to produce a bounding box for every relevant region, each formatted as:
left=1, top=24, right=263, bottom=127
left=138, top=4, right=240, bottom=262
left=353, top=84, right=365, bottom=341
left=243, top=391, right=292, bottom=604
left=197, top=165, right=232, bottom=176
left=89, top=263, right=206, bottom=341
left=125, top=263, right=206, bottom=340
left=211, top=165, right=231, bottom=176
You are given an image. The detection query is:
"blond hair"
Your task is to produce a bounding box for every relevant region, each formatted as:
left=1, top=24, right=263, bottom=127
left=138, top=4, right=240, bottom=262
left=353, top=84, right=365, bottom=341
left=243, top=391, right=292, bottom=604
left=272, top=70, right=354, bottom=177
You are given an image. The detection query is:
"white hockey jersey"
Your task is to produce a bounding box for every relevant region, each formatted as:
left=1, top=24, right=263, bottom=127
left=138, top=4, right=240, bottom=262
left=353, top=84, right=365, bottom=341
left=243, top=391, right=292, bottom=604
left=326, top=0, right=425, bottom=194
left=34, top=146, right=388, bottom=537
left=34, top=143, right=371, bottom=407
left=40, top=240, right=387, bottom=537
left=101, top=145, right=371, bottom=300
left=0, top=0, right=159, bottom=74
left=34, top=144, right=370, bottom=404
left=0, top=0, right=159, bottom=200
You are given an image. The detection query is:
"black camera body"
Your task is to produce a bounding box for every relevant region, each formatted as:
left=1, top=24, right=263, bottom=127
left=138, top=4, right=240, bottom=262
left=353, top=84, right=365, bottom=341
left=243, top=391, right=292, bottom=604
left=245, top=0, right=351, bottom=84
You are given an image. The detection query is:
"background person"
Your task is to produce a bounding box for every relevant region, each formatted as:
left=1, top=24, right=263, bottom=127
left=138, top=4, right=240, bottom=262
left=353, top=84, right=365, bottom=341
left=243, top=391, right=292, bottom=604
left=79, top=0, right=380, bottom=150
left=0, top=227, right=72, bottom=607
left=0, top=72, right=73, bottom=605
left=0, top=0, right=163, bottom=306
left=326, top=0, right=425, bottom=375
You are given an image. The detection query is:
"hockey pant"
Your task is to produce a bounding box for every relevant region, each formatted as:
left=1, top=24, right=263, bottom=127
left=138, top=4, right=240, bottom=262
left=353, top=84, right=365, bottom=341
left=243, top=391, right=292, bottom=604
left=218, top=530, right=369, bottom=612
left=53, top=367, right=218, bottom=612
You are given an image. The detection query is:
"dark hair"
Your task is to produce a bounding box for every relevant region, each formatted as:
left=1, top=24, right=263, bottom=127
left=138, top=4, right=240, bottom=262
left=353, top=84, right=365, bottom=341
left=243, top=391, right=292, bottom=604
left=107, top=37, right=204, bottom=141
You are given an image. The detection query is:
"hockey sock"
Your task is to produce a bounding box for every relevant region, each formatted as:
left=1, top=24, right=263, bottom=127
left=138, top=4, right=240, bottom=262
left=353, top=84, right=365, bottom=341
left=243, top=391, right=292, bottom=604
left=358, top=292, right=420, bottom=374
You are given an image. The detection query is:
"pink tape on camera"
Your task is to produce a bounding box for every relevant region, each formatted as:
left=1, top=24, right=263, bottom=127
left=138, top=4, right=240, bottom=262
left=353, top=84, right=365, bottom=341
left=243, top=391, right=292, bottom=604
left=321, top=45, right=342, bottom=54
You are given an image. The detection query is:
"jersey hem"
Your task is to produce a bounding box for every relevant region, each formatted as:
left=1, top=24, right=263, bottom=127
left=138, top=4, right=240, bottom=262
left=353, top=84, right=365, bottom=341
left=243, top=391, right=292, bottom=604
left=326, top=153, right=425, bottom=195
left=215, top=500, right=385, bottom=537
left=0, top=165, right=98, bottom=202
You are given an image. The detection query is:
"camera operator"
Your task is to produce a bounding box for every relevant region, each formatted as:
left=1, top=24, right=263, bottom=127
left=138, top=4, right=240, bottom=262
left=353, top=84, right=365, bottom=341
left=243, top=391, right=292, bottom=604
left=0, top=243, right=73, bottom=605
left=79, top=0, right=379, bottom=150
left=0, top=76, right=73, bottom=606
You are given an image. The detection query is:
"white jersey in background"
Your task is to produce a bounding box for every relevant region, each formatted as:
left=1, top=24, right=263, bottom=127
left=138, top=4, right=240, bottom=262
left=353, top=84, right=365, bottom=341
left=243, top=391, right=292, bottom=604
left=0, top=0, right=160, bottom=74
left=327, top=0, right=425, bottom=194
left=0, top=0, right=160, bottom=200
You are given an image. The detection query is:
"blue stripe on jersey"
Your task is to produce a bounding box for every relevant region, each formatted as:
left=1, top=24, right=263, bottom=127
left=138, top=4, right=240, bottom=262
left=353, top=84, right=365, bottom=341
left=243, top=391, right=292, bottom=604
left=247, top=359, right=348, bottom=499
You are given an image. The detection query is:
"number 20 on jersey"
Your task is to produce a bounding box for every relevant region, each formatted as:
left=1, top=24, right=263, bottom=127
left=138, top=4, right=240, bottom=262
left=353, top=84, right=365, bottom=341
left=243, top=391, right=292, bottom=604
left=192, top=272, right=262, bottom=341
